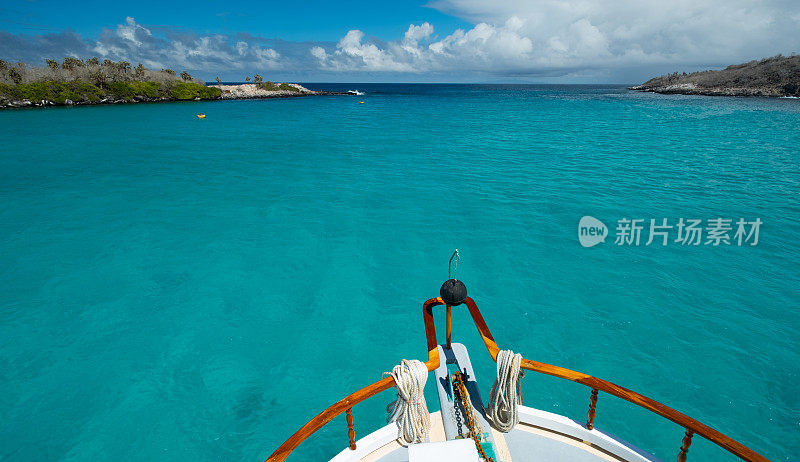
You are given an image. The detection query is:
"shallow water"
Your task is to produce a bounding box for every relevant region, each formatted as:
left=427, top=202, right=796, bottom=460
left=0, top=84, right=798, bottom=461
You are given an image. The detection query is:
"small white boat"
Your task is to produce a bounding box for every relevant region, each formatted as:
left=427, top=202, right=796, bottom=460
left=266, top=252, right=770, bottom=462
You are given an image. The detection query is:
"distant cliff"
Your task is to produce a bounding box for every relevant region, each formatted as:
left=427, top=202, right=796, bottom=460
left=630, top=54, right=800, bottom=97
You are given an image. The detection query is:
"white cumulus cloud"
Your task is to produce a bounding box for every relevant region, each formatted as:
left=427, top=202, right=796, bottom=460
left=308, top=0, right=800, bottom=78
left=81, top=18, right=282, bottom=75
left=427, top=0, right=800, bottom=68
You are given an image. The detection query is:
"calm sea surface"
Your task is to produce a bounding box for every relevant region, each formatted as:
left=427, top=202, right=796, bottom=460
left=0, top=84, right=798, bottom=461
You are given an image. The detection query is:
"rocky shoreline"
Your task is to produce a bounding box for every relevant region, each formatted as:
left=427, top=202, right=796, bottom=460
left=2, top=95, right=196, bottom=109
left=216, top=83, right=350, bottom=99
left=0, top=83, right=352, bottom=109
left=628, top=83, right=789, bottom=97
left=630, top=54, right=800, bottom=98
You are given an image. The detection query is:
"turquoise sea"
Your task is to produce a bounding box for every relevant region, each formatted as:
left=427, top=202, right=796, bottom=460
left=0, top=84, right=798, bottom=461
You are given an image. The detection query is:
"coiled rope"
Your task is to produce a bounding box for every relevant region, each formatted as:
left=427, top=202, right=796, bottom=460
left=385, top=359, right=431, bottom=444
left=487, top=349, right=524, bottom=432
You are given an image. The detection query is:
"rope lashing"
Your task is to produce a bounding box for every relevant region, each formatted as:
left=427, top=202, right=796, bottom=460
left=384, top=359, right=431, bottom=445
left=487, top=349, right=524, bottom=432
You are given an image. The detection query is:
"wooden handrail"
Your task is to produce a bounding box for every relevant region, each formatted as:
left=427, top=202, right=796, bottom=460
left=266, top=296, right=770, bottom=462
left=518, top=358, right=768, bottom=462
left=265, top=338, right=440, bottom=461
left=424, top=296, right=768, bottom=462
left=266, top=376, right=395, bottom=462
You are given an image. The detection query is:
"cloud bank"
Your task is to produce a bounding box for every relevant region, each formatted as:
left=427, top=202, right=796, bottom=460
left=1, top=0, right=799, bottom=82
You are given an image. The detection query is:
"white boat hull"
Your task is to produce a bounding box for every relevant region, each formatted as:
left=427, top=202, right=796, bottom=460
left=330, top=405, right=660, bottom=462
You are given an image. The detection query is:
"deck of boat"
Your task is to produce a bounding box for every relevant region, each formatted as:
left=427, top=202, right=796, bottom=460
left=331, top=406, right=659, bottom=462
left=267, top=295, right=768, bottom=462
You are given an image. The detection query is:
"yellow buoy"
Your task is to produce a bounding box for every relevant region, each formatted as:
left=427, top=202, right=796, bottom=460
left=359, top=101, right=364, bottom=104
left=197, top=113, right=206, bottom=119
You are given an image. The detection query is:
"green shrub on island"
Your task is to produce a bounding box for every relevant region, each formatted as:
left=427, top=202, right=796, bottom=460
left=105, top=81, right=162, bottom=99
left=168, top=82, right=222, bottom=100
left=0, top=81, right=103, bottom=104
left=0, top=58, right=222, bottom=105
left=0, top=79, right=220, bottom=105
left=256, top=81, right=302, bottom=92
left=279, top=83, right=300, bottom=92
left=104, top=81, right=219, bottom=100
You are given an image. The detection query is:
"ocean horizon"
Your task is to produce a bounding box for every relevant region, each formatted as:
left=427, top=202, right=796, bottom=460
left=1, top=83, right=798, bottom=461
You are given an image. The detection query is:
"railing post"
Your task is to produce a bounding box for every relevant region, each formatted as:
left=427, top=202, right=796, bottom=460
left=346, top=408, right=356, bottom=450
left=678, top=429, right=693, bottom=462
left=586, top=389, right=599, bottom=430
left=445, top=304, right=452, bottom=349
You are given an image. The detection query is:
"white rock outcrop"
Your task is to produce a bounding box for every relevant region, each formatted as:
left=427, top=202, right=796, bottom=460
left=216, top=83, right=314, bottom=99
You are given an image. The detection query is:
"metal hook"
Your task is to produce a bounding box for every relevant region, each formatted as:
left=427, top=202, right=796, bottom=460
left=448, top=249, right=460, bottom=280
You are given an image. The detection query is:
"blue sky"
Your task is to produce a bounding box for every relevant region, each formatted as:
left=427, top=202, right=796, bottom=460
left=0, top=1, right=470, bottom=42
left=1, top=0, right=799, bottom=83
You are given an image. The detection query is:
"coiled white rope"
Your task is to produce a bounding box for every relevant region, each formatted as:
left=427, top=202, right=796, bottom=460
left=487, top=349, right=524, bottom=432
left=384, top=359, right=431, bottom=445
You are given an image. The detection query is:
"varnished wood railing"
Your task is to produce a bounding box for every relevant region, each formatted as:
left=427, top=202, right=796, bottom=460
left=265, top=342, right=440, bottom=462
left=265, top=297, right=770, bottom=462
left=266, top=375, right=393, bottom=461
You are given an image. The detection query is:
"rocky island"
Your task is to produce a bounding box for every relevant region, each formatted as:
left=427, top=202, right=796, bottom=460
left=0, top=58, right=348, bottom=109
left=630, top=54, right=800, bottom=97
left=215, top=82, right=345, bottom=99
